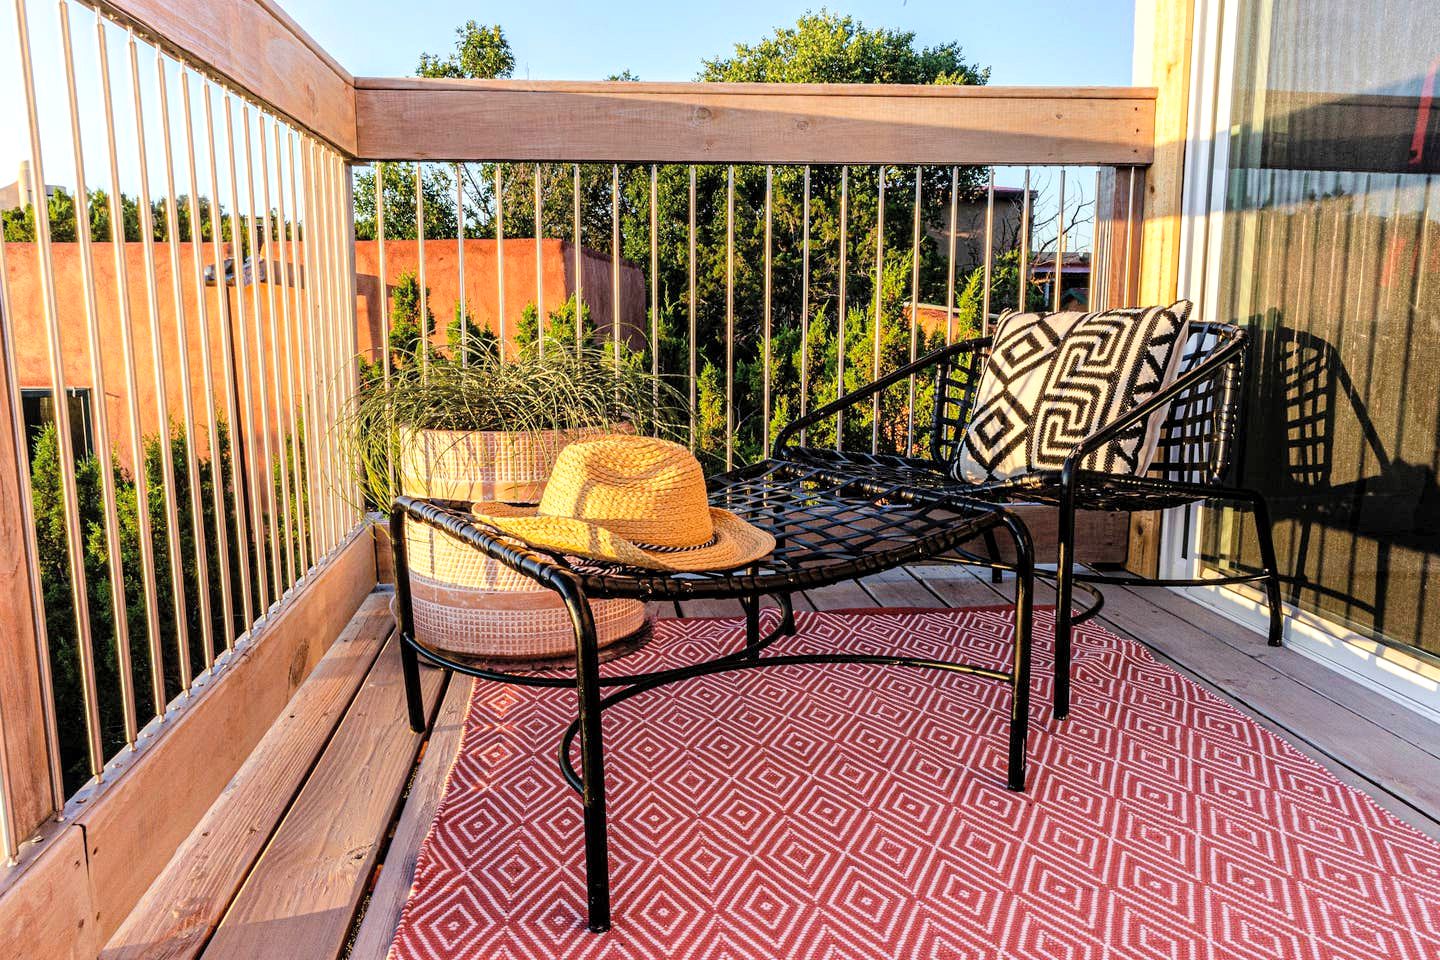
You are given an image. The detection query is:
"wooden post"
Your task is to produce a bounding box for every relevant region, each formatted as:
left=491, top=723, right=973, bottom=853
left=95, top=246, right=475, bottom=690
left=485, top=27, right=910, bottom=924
left=0, top=323, right=61, bottom=848
left=1127, top=0, right=1196, bottom=577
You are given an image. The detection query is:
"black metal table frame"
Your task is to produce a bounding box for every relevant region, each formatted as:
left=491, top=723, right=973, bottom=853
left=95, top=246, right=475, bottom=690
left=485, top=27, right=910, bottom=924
left=389, top=470, right=1036, bottom=934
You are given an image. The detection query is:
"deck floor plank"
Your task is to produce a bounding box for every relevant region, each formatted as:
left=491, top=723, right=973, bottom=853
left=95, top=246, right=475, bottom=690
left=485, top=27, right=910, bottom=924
left=347, top=677, right=473, bottom=960
left=99, top=593, right=394, bottom=960
left=199, top=637, right=446, bottom=960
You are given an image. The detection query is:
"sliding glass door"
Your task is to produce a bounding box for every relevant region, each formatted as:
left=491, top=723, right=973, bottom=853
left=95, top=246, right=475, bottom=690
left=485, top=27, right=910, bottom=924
left=1179, top=0, right=1440, bottom=665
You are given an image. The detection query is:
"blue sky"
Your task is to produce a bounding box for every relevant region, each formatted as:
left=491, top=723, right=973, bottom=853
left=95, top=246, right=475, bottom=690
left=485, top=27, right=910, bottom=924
left=284, top=0, right=1135, bottom=85
left=1, top=0, right=1135, bottom=206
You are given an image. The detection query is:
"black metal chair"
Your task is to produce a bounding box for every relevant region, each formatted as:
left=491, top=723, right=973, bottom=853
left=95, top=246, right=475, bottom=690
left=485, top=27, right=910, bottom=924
left=775, top=320, right=1285, bottom=719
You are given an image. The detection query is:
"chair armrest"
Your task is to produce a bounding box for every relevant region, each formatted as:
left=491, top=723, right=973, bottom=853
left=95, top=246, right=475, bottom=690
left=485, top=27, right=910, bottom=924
left=1060, top=333, right=1246, bottom=487
left=774, top=336, right=990, bottom=455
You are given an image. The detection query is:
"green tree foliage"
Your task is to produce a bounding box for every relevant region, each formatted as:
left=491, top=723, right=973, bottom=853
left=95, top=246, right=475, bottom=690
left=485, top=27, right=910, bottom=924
left=3, top=187, right=224, bottom=245
left=417, top=21, right=515, bottom=79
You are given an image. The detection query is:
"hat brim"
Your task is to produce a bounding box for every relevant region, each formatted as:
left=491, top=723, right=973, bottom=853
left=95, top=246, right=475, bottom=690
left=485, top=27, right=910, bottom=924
left=470, top=503, right=775, bottom=573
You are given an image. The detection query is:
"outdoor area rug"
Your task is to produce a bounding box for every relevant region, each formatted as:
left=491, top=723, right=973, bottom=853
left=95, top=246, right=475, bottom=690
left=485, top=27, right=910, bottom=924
left=387, top=606, right=1440, bottom=959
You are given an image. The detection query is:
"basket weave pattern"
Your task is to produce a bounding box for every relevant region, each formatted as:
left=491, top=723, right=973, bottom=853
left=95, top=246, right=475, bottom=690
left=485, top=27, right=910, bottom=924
left=401, top=427, right=646, bottom=660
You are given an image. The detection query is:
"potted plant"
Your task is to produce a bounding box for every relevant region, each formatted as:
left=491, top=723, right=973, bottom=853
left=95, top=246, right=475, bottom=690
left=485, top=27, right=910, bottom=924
left=349, top=346, right=677, bottom=664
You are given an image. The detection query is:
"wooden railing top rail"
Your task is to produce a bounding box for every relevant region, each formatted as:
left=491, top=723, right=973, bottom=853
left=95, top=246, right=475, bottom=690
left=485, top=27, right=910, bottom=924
left=352, top=80, right=1158, bottom=165
left=95, top=0, right=357, bottom=153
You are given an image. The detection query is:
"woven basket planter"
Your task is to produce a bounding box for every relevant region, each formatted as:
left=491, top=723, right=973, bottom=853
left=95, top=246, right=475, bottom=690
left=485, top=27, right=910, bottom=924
left=400, top=426, right=647, bottom=662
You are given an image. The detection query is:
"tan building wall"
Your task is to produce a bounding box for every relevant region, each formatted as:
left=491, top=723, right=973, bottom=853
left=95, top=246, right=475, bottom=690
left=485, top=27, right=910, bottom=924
left=3, top=238, right=645, bottom=471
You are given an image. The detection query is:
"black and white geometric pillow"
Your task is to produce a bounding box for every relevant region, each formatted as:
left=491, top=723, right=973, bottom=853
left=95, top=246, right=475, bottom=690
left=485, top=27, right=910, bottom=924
left=955, top=309, right=1093, bottom=483
left=1028, top=301, right=1192, bottom=475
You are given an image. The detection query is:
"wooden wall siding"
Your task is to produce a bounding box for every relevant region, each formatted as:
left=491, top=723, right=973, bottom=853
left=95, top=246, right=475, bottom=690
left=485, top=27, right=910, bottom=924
left=96, top=0, right=356, bottom=154
left=353, top=80, right=1157, bottom=164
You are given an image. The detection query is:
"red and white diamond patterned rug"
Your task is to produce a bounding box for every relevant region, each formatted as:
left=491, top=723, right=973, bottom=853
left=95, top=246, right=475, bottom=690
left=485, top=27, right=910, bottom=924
left=386, top=607, right=1440, bottom=960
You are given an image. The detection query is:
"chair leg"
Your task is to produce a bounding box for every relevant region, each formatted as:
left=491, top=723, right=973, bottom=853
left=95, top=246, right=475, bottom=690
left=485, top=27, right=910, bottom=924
left=982, top=527, right=1004, bottom=583
left=1053, top=488, right=1077, bottom=721
left=1242, top=489, right=1285, bottom=648
left=561, top=581, right=611, bottom=933
left=399, top=634, right=427, bottom=734
left=996, top=512, right=1034, bottom=792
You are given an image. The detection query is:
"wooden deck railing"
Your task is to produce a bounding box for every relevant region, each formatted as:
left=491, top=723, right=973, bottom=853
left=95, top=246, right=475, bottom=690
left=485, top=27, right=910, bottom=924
left=0, top=0, right=1163, bottom=955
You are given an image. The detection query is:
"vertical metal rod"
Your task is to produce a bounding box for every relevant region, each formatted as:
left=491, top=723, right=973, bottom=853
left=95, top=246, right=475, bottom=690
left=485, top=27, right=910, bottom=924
left=871, top=165, right=885, bottom=454
left=182, top=70, right=236, bottom=654
left=17, top=0, right=105, bottom=776
left=0, top=226, right=61, bottom=841
left=799, top=165, right=811, bottom=445
left=534, top=163, right=544, bottom=353
left=981, top=169, right=996, bottom=335
left=283, top=132, right=314, bottom=570
left=298, top=141, right=329, bottom=555
left=649, top=164, right=659, bottom=420
left=202, top=81, right=253, bottom=635
left=132, top=32, right=194, bottom=692
left=495, top=163, right=505, bottom=360
left=725, top=165, right=735, bottom=470
left=687, top=165, right=697, bottom=448
left=1054, top=169, right=1067, bottom=313
left=837, top=165, right=848, bottom=450
left=945, top=166, right=958, bottom=343
left=906, top=167, right=922, bottom=453
left=310, top=143, right=335, bottom=554
left=611, top=164, right=620, bottom=368
left=573, top=163, right=583, bottom=354
left=338, top=152, right=361, bottom=527
left=1019, top=168, right=1032, bottom=311
left=274, top=122, right=308, bottom=577
left=256, top=116, right=295, bottom=592
left=319, top=149, right=344, bottom=547
left=376, top=162, right=390, bottom=392
left=59, top=0, right=137, bottom=743
left=224, top=95, right=271, bottom=609
left=415, top=163, right=427, bottom=377
left=455, top=163, right=465, bottom=363
left=240, top=106, right=282, bottom=605
left=155, top=50, right=215, bottom=666
left=101, top=17, right=168, bottom=690
left=762, top=165, right=773, bottom=458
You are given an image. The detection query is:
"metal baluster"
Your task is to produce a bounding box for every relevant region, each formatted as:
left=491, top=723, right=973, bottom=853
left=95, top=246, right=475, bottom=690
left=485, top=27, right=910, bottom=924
left=945, top=166, right=958, bottom=343
left=16, top=0, right=105, bottom=775
left=202, top=81, right=253, bottom=635
left=257, top=115, right=295, bottom=591
left=906, top=167, right=922, bottom=454
left=455, top=163, right=465, bottom=364
left=132, top=32, right=194, bottom=689
left=981, top=169, right=996, bottom=336
left=58, top=0, right=137, bottom=742
left=1093, top=169, right=1104, bottom=310
left=274, top=123, right=309, bottom=575
left=687, top=165, right=697, bottom=449
left=1123, top=167, right=1136, bottom=306
left=416, top=163, right=427, bottom=377
left=224, top=96, right=270, bottom=598
left=299, top=140, right=330, bottom=554
left=573, top=163, right=583, bottom=354
left=725, top=165, right=735, bottom=470
left=534, top=163, right=544, bottom=353
left=762, top=165, right=773, bottom=459
left=1054, top=169, right=1067, bottom=313
left=156, top=50, right=215, bottom=662
left=1019, top=168, right=1032, bottom=311
left=871, top=165, right=885, bottom=454
left=799, top=165, right=811, bottom=444
left=240, top=106, right=282, bottom=605
left=495, top=163, right=505, bottom=360
left=649, top=164, right=659, bottom=421
left=611, top=164, right=620, bottom=368
left=837, top=165, right=848, bottom=450
left=376, top=162, right=389, bottom=383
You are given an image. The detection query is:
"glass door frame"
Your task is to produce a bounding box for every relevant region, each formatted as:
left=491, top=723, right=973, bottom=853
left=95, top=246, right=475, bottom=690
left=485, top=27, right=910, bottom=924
left=1160, top=0, right=1440, bottom=723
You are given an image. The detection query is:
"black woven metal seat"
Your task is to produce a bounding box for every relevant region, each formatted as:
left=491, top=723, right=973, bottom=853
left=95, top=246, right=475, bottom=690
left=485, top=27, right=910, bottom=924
left=776, top=319, right=1284, bottom=720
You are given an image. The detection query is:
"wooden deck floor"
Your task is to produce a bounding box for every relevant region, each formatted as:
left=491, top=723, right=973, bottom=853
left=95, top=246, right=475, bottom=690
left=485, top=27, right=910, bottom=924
left=101, top=565, right=1440, bottom=960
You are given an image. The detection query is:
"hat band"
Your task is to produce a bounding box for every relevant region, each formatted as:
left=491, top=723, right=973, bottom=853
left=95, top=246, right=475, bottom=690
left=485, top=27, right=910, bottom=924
left=629, top=533, right=718, bottom=554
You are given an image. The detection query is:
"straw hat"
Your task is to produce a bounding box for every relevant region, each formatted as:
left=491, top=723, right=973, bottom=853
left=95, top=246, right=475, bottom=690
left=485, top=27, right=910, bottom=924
left=471, top=435, right=775, bottom=572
